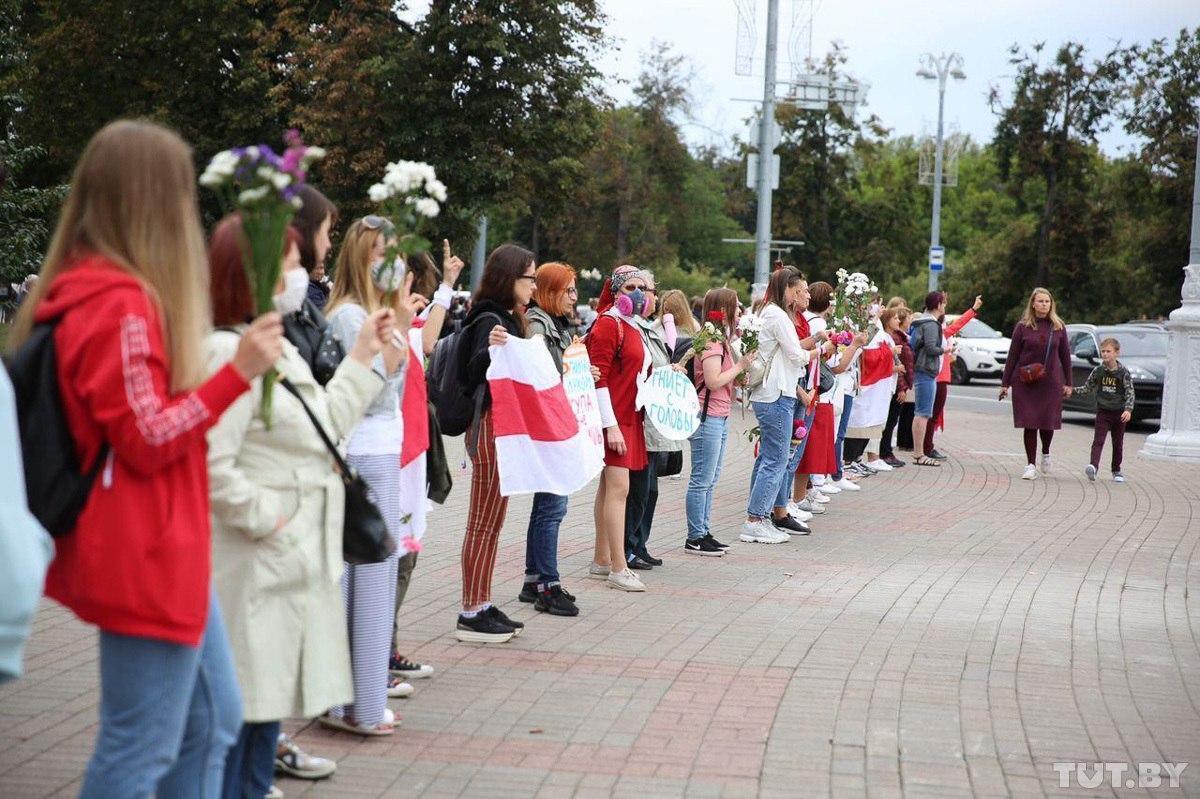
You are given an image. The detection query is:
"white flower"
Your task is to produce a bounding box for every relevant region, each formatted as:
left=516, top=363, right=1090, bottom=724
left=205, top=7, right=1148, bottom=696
left=304, top=146, right=327, bottom=161
left=270, top=172, right=291, bottom=190
left=368, top=183, right=390, bottom=203
left=426, top=178, right=448, bottom=202
left=199, top=170, right=224, bottom=187
left=256, top=166, right=273, bottom=181
left=704, top=322, right=716, bottom=334
left=289, top=196, right=304, bottom=209
left=238, top=186, right=270, bottom=204
left=413, top=197, right=440, bottom=218
left=245, top=146, right=260, bottom=160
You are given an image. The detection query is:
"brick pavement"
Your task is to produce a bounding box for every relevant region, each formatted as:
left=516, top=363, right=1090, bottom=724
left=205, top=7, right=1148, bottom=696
left=2, top=407, right=1199, bottom=798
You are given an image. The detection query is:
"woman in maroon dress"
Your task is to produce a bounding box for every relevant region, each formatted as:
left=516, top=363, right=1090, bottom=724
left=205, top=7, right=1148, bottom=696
left=999, top=288, right=1072, bottom=480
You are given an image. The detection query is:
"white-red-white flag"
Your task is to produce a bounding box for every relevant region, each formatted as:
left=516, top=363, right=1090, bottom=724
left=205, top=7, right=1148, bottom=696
left=487, top=336, right=604, bottom=497
left=847, top=329, right=897, bottom=429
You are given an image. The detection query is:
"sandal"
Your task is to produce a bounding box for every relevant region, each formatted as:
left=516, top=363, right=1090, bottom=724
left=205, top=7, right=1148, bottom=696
left=913, top=456, right=941, bottom=466
left=318, top=713, right=395, bottom=737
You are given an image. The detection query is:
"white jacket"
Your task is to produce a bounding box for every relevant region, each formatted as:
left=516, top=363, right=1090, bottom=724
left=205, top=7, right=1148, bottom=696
left=748, top=303, right=810, bottom=403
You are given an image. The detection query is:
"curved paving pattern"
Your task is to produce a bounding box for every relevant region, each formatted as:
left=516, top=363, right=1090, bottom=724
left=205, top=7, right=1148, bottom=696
left=1, top=408, right=1198, bottom=797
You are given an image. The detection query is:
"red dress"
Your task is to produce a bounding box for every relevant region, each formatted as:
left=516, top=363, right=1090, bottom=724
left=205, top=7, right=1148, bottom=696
left=797, top=403, right=837, bottom=473
left=586, top=313, right=649, bottom=470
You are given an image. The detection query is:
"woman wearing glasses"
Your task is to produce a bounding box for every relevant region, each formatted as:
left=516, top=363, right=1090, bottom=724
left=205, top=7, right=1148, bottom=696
left=455, top=244, right=538, bottom=643
left=519, top=261, right=582, bottom=617
left=587, top=265, right=653, bottom=592
left=319, top=216, right=427, bottom=736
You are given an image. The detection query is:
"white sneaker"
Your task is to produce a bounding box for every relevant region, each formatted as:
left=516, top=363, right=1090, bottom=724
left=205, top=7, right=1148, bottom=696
left=817, top=481, right=842, bottom=495
left=387, top=678, right=414, bottom=698
left=739, top=520, right=788, bottom=544
left=606, top=568, right=646, bottom=591
left=786, top=502, right=813, bottom=522
left=833, top=477, right=861, bottom=491
left=865, top=459, right=892, bottom=472
left=1085, top=464, right=1097, bottom=481
left=588, top=562, right=611, bottom=579
left=1113, top=472, right=1126, bottom=483
left=1041, top=454, right=1052, bottom=473
left=808, top=489, right=832, bottom=504
left=797, top=498, right=826, bottom=515
left=1021, top=464, right=1038, bottom=480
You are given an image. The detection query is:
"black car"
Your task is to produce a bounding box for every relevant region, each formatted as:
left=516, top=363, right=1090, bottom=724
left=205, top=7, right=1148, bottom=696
left=1063, top=324, right=1166, bottom=421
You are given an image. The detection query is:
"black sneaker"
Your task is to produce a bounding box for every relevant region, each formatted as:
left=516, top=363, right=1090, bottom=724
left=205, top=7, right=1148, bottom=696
left=771, top=515, right=811, bottom=535
left=518, top=582, right=538, bottom=603
left=628, top=555, right=654, bottom=570
left=389, top=654, right=434, bottom=679
left=455, top=611, right=515, bottom=643
left=703, top=534, right=731, bottom=551
left=684, top=537, right=725, bottom=556
left=929, top=449, right=948, bottom=460
left=486, top=605, right=524, bottom=635
left=534, top=585, right=580, bottom=617
left=636, top=549, right=663, bottom=566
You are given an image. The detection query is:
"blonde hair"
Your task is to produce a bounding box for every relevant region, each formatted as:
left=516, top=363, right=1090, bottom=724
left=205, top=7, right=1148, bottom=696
left=660, top=289, right=700, bottom=335
left=326, top=219, right=390, bottom=315
left=1019, top=287, right=1065, bottom=330
left=8, top=120, right=210, bottom=391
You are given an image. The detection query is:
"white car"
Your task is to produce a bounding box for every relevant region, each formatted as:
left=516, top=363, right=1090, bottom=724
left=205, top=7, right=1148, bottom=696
left=944, top=314, right=1011, bottom=384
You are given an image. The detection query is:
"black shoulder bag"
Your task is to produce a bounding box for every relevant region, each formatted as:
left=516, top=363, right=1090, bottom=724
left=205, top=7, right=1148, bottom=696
left=278, top=378, right=396, bottom=565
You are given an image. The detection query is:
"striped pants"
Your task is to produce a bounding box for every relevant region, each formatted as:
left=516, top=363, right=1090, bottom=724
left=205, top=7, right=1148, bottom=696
left=330, top=452, right=400, bottom=727
left=462, top=410, right=508, bottom=608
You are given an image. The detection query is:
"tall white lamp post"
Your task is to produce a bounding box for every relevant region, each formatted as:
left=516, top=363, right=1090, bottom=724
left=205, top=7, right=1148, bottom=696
left=917, top=52, right=965, bottom=293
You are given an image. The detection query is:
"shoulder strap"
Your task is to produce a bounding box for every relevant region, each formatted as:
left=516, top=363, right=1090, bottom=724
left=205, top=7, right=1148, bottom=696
left=278, top=377, right=352, bottom=477
left=1042, top=328, right=1054, bottom=365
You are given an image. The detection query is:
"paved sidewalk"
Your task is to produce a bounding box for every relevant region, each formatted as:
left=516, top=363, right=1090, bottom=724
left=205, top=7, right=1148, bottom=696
left=2, top=407, right=1198, bottom=798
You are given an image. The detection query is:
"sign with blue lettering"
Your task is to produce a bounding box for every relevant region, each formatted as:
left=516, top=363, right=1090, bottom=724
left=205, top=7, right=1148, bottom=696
left=639, top=368, right=701, bottom=441
left=929, top=246, right=945, bottom=272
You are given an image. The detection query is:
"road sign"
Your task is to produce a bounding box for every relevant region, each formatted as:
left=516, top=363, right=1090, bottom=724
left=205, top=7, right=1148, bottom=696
left=746, top=153, right=780, bottom=190
left=929, top=245, right=945, bottom=272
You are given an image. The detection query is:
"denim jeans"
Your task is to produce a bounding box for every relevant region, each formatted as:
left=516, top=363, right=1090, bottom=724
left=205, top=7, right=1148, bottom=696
left=525, top=492, right=569, bottom=587
left=832, top=395, right=855, bottom=480
left=747, top=394, right=797, bottom=519
left=80, top=591, right=242, bottom=799
left=778, top=403, right=815, bottom=507
left=686, top=415, right=729, bottom=540
left=222, top=721, right=281, bottom=799
left=625, top=453, right=660, bottom=558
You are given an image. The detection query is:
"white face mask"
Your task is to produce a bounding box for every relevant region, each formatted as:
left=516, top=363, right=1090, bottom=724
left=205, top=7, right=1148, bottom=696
left=273, top=268, right=308, bottom=316
left=372, top=256, right=406, bottom=293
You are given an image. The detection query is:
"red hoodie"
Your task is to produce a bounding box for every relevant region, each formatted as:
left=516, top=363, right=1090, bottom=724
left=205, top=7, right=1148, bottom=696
left=35, top=254, right=249, bottom=646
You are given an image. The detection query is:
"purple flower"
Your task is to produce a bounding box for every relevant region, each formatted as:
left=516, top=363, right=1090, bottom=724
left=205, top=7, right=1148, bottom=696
left=283, top=128, right=303, bottom=149
left=281, top=148, right=304, bottom=176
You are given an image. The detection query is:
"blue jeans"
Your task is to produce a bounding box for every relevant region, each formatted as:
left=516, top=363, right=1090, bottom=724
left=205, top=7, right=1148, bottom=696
left=914, top=371, right=937, bottom=417
left=833, top=395, right=855, bottom=480
left=779, top=403, right=816, bottom=504
left=748, top=395, right=797, bottom=519
left=687, top=415, right=729, bottom=540
left=81, top=591, right=242, bottom=799
left=525, top=492, right=569, bottom=587
left=222, top=721, right=281, bottom=799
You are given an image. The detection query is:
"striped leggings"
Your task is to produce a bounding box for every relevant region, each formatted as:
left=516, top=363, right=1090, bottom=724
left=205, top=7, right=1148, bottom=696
left=330, top=452, right=400, bottom=727
left=462, top=410, right=508, bottom=609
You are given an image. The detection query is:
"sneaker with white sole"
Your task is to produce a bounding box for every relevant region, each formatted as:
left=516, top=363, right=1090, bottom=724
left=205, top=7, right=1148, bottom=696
left=817, top=481, right=842, bottom=494
left=796, top=498, right=826, bottom=515
left=786, top=502, right=813, bottom=522
left=606, top=568, right=646, bottom=591
left=739, top=520, right=789, bottom=544
left=1021, top=464, right=1038, bottom=480
left=865, top=459, right=892, bottom=472
left=833, top=477, right=860, bottom=491
left=588, top=562, right=611, bottom=579
left=276, top=733, right=337, bottom=780
left=809, top=489, right=832, bottom=504
left=389, top=655, right=434, bottom=680
left=1085, top=464, right=1097, bottom=481
left=1113, top=472, right=1126, bottom=483
left=387, top=678, right=414, bottom=698
left=1040, top=454, right=1052, bottom=473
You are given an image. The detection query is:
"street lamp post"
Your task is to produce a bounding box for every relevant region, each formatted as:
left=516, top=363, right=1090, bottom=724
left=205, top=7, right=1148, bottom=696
left=1142, top=119, right=1200, bottom=462
left=917, top=52, right=965, bottom=293
left=752, top=0, right=782, bottom=296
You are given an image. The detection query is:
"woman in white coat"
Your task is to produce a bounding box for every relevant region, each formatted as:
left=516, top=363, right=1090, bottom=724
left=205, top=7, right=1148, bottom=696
left=205, top=218, right=400, bottom=798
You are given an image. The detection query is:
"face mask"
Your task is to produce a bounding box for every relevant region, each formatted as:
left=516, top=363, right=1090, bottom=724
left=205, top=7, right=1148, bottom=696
left=272, top=269, right=308, bottom=315
left=372, top=256, right=406, bottom=293
left=624, top=288, right=647, bottom=317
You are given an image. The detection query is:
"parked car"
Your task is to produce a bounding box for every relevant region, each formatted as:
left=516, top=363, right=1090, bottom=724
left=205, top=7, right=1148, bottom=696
left=1063, top=323, right=1166, bottom=421
left=945, top=314, right=1010, bottom=384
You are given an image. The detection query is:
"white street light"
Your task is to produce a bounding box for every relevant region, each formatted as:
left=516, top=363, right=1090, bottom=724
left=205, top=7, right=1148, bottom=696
left=918, top=51, right=966, bottom=292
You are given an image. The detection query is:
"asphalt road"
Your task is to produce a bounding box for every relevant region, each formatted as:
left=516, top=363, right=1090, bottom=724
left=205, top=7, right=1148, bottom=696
left=945, top=377, right=1162, bottom=434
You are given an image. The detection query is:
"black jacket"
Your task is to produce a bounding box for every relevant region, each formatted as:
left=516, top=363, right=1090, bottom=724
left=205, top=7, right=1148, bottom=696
left=461, top=299, right=525, bottom=407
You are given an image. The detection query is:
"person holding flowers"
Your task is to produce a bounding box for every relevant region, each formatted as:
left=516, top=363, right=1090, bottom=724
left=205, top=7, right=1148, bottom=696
left=205, top=217, right=399, bottom=794
left=320, top=217, right=428, bottom=735
left=685, top=288, right=756, bottom=555
left=9, top=120, right=285, bottom=797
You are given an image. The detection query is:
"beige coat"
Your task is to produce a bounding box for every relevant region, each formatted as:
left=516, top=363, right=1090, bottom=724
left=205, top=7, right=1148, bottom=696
left=206, top=331, right=382, bottom=722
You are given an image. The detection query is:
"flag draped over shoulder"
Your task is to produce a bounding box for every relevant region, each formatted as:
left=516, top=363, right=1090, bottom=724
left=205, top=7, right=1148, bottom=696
left=487, top=335, right=604, bottom=497
left=847, top=329, right=897, bottom=429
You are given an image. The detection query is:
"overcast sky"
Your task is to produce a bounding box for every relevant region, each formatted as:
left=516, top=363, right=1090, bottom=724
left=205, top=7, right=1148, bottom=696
left=400, top=1, right=1195, bottom=155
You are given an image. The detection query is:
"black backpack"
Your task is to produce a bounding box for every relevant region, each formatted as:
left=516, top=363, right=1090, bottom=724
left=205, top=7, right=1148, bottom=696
left=4, top=321, right=107, bottom=537
left=427, top=312, right=500, bottom=437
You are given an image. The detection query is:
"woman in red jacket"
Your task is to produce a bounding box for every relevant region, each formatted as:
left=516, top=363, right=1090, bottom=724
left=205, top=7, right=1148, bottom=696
left=7, top=120, right=282, bottom=798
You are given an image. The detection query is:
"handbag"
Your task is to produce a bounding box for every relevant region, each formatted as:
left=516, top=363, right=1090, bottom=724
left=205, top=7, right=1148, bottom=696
left=656, top=449, right=684, bottom=477
left=312, top=326, right=347, bottom=387
left=1018, top=329, right=1055, bottom=385
left=278, top=378, right=396, bottom=565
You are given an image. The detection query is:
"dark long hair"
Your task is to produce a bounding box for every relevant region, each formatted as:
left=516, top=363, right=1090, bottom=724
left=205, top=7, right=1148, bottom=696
left=474, top=243, right=534, bottom=335
left=765, top=266, right=802, bottom=310
left=294, top=185, right=337, bottom=275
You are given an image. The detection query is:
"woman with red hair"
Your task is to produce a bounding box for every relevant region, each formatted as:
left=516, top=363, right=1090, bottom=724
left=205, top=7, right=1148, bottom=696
left=519, top=262, right=582, bottom=616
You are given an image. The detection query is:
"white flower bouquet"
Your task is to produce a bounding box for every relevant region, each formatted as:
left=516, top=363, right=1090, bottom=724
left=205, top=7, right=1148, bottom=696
left=832, top=268, right=878, bottom=334
left=367, top=160, right=446, bottom=284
